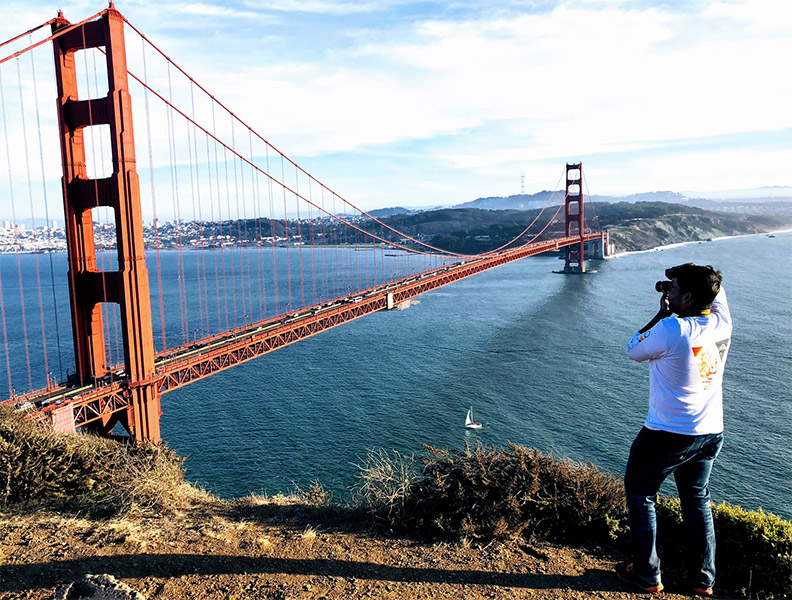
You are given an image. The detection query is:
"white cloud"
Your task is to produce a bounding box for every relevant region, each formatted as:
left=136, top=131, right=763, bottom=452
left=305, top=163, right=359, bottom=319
left=191, top=1, right=789, bottom=162
left=174, top=2, right=268, bottom=20
left=2, top=0, right=790, bottom=211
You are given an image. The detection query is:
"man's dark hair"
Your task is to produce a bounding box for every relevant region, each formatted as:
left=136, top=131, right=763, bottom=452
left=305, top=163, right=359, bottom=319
left=665, top=263, right=722, bottom=309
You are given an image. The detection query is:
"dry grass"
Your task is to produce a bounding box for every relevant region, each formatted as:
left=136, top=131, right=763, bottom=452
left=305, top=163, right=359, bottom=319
left=352, top=448, right=418, bottom=526
left=0, top=406, right=210, bottom=516
left=293, top=480, right=333, bottom=507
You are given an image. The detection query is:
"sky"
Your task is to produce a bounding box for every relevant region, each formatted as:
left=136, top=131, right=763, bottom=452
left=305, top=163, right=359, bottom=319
left=1, top=0, right=791, bottom=212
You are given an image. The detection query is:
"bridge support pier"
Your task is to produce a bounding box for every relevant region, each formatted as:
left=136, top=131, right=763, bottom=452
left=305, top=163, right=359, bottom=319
left=52, top=8, right=161, bottom=443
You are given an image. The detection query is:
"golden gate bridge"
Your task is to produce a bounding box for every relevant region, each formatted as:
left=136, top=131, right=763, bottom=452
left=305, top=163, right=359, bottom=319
left=0, top=5, right=606, bottom=443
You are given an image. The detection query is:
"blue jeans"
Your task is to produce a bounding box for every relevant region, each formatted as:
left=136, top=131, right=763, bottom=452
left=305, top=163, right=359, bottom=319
left=624, top=426, right=723, bottom=588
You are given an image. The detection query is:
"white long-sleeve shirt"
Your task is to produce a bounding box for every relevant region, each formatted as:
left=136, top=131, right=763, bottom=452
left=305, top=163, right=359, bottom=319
left=627, top=289, right=732, bottom=435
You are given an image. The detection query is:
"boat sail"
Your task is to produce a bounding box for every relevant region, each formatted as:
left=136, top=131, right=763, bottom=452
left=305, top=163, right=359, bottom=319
left=465, top=408, right=482, bottom=429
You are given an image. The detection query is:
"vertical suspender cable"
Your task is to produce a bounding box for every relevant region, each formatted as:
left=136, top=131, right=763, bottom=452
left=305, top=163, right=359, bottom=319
left=4, top=63, right=33, bottom=390
left=372, top=218, right=378, bottom=287
left=354, top=214, right=360, bottom=291
left=141, top=37, right=167, bottom=351
left=265, top=145, right=279, bottom=315
left=211, top=103, right=230, bottom=332
left=231, top=119, right=247, bottom=327
left=17, top=54, right=50, bottom=386
left=166, top=64, right=189, bottom=344
left=234, top=121, right=251, bottom=325
left=194, top=90, right=211, bottom=335
left=342, top=205, right=349, bottom=293
left=186, top=87, right=205, bottom=338
left=294, top=165, right=305, bottom=308
left=361, top=215, right=369, bottom=289
left=0, top=69, right=15, bottom=395
left=250, top=130, right=266, bottom=321
left=331, top=192, right=339, bottom=297
left=320, top=187, right=328, bottom=301
left=189, top=85, right=210, bottom=337
left=0, top=262, right=11, bottom=397
left=205, top=128, right=221, bottom=332
left=280, top=154, right=292, bottom=311
left=223, top=144, right=239, bottom=326
left=307, top=179, right=318, bottom=305
left=31, top=35, right=64, bottom=380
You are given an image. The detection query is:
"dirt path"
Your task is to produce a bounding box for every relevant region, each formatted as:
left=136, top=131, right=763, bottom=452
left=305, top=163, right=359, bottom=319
left=0, top=500, right=702, bottom=600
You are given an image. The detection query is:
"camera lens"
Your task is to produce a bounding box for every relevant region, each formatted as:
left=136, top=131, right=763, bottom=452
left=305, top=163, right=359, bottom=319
left=655, top=281, right=671, bottom=293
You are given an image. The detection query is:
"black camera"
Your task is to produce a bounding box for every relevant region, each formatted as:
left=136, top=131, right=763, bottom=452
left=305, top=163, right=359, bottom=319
left=655, top=280, right=672, bottom=293
left=655, top=263, right=698, bottom=293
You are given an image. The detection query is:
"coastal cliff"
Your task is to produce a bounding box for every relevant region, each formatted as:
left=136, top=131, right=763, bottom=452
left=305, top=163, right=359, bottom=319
left=605, top=213, right=786, bottom=253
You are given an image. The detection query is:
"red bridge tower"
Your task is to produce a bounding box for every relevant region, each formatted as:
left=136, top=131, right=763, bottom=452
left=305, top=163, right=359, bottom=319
left=559, top=163, right=587, bottom=274
left=52, top=8, right=161, bottom=443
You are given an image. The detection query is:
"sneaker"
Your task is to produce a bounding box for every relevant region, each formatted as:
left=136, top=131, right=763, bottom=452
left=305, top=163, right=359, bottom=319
left=615, top=562, right=664, bottom=594
left=682, top=571, right=714, bottom=596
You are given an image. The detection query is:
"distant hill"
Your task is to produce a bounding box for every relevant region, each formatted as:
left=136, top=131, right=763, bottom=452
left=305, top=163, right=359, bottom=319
left=454, top=189, right=792, bottom=217
left=368, top=206, right=415, bottom=218
left=454, top=191, right=689, bottom=211
left=682, top=185, right=792, bottom=199
left=454, top=190, right=559, bottom=210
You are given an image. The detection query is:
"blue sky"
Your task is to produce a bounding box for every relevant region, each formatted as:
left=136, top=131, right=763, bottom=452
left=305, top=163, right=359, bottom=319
left=2, top=0, right=791, bottom=212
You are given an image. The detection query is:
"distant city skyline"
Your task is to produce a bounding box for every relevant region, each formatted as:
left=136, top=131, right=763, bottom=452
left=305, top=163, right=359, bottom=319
left=1, top=0, right=790, bottom=216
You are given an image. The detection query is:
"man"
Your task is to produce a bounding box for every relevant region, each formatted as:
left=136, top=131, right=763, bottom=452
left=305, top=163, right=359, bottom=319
left=618, top=263, right=732, bottom=596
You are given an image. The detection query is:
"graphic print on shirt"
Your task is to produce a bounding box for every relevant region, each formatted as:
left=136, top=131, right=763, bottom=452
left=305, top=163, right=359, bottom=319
left=715, top=337, right=731, bottom=361
left=627, top=329, right=651, bottom=352
left=691, top=339, right=728, bottom=389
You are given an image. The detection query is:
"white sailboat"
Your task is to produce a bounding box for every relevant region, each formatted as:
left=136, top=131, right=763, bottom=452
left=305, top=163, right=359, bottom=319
left=465, top=407, right=482, bottom=429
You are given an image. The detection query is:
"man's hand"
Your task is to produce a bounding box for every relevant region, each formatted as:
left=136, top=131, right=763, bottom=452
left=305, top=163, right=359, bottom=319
left=659, top=291, right=672, bottom=318
left=638, top=293, right=672, bottom=334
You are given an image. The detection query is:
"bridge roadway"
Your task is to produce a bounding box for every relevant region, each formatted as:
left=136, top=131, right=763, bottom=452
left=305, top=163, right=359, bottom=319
left=2, top=233, right=602, bottom=431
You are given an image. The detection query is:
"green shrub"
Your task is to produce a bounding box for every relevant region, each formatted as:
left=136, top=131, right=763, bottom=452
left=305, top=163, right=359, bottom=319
left=0, top=406, right=196, bottom=515
left=376, top=442, right=627, bottom=544
left=658, top=496, right=792, bottom=598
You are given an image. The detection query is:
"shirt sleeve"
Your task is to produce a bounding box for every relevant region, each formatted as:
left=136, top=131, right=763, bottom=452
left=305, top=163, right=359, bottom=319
left=710, top=287, right=731, bottom=327
left=627, top=318, right=672, bottom=362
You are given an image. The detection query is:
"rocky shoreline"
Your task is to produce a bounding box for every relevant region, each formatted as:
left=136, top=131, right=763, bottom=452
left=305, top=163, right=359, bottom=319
left=604, top=214, right=787, bottom=253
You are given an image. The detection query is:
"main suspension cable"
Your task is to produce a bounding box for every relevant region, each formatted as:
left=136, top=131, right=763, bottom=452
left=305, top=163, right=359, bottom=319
left=120, top=16, right=538, bottom=260
left=0, top=9, right=109, bottom=66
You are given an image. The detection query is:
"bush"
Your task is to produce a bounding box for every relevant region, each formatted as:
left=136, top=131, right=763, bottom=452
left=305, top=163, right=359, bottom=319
left=352, top=448, right=418, bottom=528
left=294, top=480, right=333, bottom=507
left=355, top=442, right=627, bottom=544
left=0, top=406, right=199, bottom=515
left=658, top=497, right=792, bottom=598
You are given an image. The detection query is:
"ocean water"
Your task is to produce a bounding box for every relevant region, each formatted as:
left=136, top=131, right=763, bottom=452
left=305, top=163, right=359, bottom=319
left=159, top=232, right=791, bottom=518
left=2, top=232, right=790, bottom=518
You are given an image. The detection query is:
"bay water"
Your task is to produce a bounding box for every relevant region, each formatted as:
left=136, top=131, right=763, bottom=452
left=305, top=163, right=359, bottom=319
left=161, top=232, right=791, bottom=519
left=2, top=232, right=790, bottom=518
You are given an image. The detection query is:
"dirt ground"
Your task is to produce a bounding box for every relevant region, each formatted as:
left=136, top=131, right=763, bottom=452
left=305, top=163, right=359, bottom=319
left=0, top=499, right=724, bottom=600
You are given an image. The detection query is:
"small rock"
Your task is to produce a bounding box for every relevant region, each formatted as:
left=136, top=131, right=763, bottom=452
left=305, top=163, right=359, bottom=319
left=52, top=574, right=146, bottom=600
